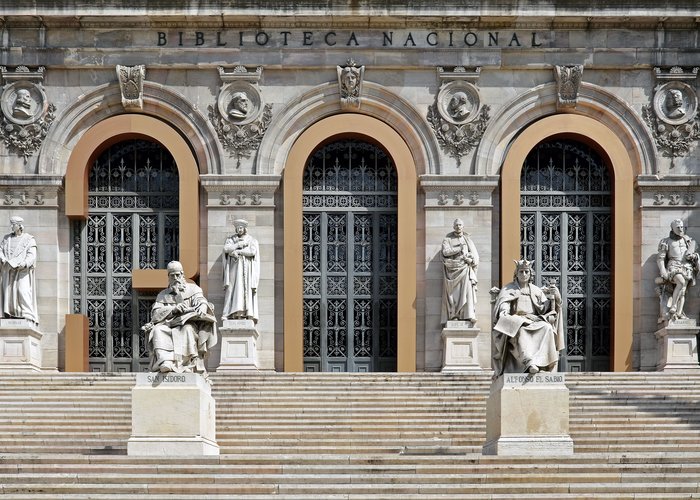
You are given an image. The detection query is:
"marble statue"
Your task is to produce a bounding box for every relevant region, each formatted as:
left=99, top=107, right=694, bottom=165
left=441, top=218, right=479, bottom=325
left=492, top=259, right=564, bottom=376
left=222, top=219, right=260, bottom=323
left=0, top=216, right=38, bottom=324
left=656, top=219, right=699, bottom=321
left=142, top=261, right=217, bottom=374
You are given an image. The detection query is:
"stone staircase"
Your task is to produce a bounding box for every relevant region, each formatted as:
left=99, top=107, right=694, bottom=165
left=0, top=372, right=699, bottom=498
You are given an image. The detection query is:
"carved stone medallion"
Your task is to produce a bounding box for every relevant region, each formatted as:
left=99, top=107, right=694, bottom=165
left=436, top=81, right=480, bottom=125
left=1, top=81, right=48, bottom=125
left=217, top=80, right=262, bottom=125
left=209, top=66, right=272, bottom=168
left=0, top=66, right=56, bottom=161
left=653, top=81, right=697, bottom=126
left=427, top=68, right=490, bottom=167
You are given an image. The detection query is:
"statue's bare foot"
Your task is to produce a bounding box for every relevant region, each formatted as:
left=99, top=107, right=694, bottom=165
left=527, top=364, right=539, bottom=375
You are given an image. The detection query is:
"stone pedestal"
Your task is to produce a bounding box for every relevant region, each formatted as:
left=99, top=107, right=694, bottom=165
left=0, top=319, right=43, bottom=372
left=217, top=319, right=259, bottom=371
left=128, top=373, right=219, bottom=456
left=655, top=319, right=700, bottom=370
left=483, top=373, right=574, bottom=456
left=441, top=321, right=481, bottom=372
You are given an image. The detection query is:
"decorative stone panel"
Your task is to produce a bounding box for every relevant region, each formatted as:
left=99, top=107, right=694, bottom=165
left=427, top=67, right=490, bottom=167
left=337, top=59, right=365, bottom=110
left=116, top=64, right=146, bottom=110
left=209, top=66, right=272, bottom=168
left=200, top=175, right=280, bottom=208
left=420, top=175, right=498, bottom=209
left=0, top=66, right=56, bottom=162
left=553, top=64, right=583, bottom=109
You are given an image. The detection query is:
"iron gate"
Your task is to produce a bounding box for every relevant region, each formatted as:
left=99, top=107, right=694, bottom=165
left=302, top=140, right=398, bottom=372
left=71, top=140, right=179, bottom=372
left=520, top=140, right=612, bottom=372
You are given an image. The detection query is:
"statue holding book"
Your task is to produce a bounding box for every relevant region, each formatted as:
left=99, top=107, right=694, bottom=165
left=142, top=261, right=217, bottom=374
left=492, top=260, right=564, bottom=376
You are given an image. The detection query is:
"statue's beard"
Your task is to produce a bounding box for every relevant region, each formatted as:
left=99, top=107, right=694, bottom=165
left=169, top=276, right=187, bottom=292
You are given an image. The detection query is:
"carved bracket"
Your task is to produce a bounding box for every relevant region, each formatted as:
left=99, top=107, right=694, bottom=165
left=337, top=59, right=365, bottom=110
left=428, top=67, right=490, bottom=167
left=0, top=66, right=56, bottom=162
left=209, top=66, right=272, bottom=168
left=643, top=66, right=700, bottom=159
left=554, top=64, right=583, bottom=109
left=116, top=64, right=146, bottom=110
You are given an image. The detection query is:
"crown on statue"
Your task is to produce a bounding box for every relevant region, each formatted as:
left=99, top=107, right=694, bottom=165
left=513, top=259, right=534, bottom=270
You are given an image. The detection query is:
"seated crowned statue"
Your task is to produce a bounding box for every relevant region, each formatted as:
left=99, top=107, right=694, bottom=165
left=492, top=260, right=565, bottom=376
left=142, top=261, right=217, bottom=374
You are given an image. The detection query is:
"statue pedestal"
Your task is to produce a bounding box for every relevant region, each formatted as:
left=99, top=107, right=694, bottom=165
left=216, top=319, right=259, bottom=371
left=655, top=319, right=700, bottom=371
left=483, top=373, right=573, bottom=456
left=127, top=373, right=219, bottom=456
left=441, top=321, right=481, bottom=372
left=0, top=319, right=43, bottom=372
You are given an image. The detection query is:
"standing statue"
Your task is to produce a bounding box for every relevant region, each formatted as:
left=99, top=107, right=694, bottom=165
left=142, top=261, right=217, bottom=374
left=441, top=219, right=479, bottom=325
left=0, top=216, right=38, bottom=324
left=222, top=219, right=260, bottom=323
left=492, top=259, right=564, bottom=376
left=656, top=219, right=699, bottom=322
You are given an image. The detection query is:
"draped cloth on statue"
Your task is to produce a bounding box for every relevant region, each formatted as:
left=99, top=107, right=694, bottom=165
left=441, top=232, right=479, bottom=325
left=148, top=282, right=217, bottom=373
left=222, top=233, right=260, bottom=323
left=0, top=232, right=38, bottom=324
left=492, top=281, right=564, bottom=376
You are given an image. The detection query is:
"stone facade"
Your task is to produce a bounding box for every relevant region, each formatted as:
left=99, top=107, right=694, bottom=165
left=0, top=1, right=698, bottom=372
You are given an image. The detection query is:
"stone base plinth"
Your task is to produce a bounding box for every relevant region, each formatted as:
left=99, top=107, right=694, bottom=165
left=655, top=319, right=700, bottom=371
left=483, top=373, right=573, bottom=456
left=0, top=319, right=43, bottom=372
left=441, top=321, right=481, bottom=372
left=128, top=373, right=219, bottom=456
left=217, top=319, right=260, bottom=371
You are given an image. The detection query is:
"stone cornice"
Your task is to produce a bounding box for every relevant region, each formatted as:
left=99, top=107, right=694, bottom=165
left=200, top=174, right=280, bottom=208
left=0, top=175, right=63, bottom=208
left=636, top=175, right=700, bottom=209
left=420, top=174, right=498, bottom=209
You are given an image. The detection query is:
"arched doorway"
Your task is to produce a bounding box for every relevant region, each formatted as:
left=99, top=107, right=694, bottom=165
left=283, top=114, right=418, bottom=372
left=301, top=139, right=398, bottom=372
left=72, top=139, right=179, bottom=372
left=500, top=114, right=634, bottom=371
left=520, top=140, right=612, bottom=371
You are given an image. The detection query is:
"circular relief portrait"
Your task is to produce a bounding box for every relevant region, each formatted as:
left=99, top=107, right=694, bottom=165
left=1, top=82, right=47, bottom=125
left=217, top=81, right=262, bottom=125
left=653, top=81, right=697, bottom=126
left=437, top=81, right=481, bottom=125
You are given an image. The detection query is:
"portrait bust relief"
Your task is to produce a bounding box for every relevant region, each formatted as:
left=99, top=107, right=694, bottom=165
left=653, top=81, right=697, bottom=125
left=216, top=81, right=262, bottom=125
left=437, top=81, right=480, bottom=125
left=1, top=82, right=47, bottom=125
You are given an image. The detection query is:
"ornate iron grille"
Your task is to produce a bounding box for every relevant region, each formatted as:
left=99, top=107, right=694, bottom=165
left=520, top=140, right=611, bottom=372
left=302, top=140, right=398, bottom=372
left=71, top=140, right=179, bottom=372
